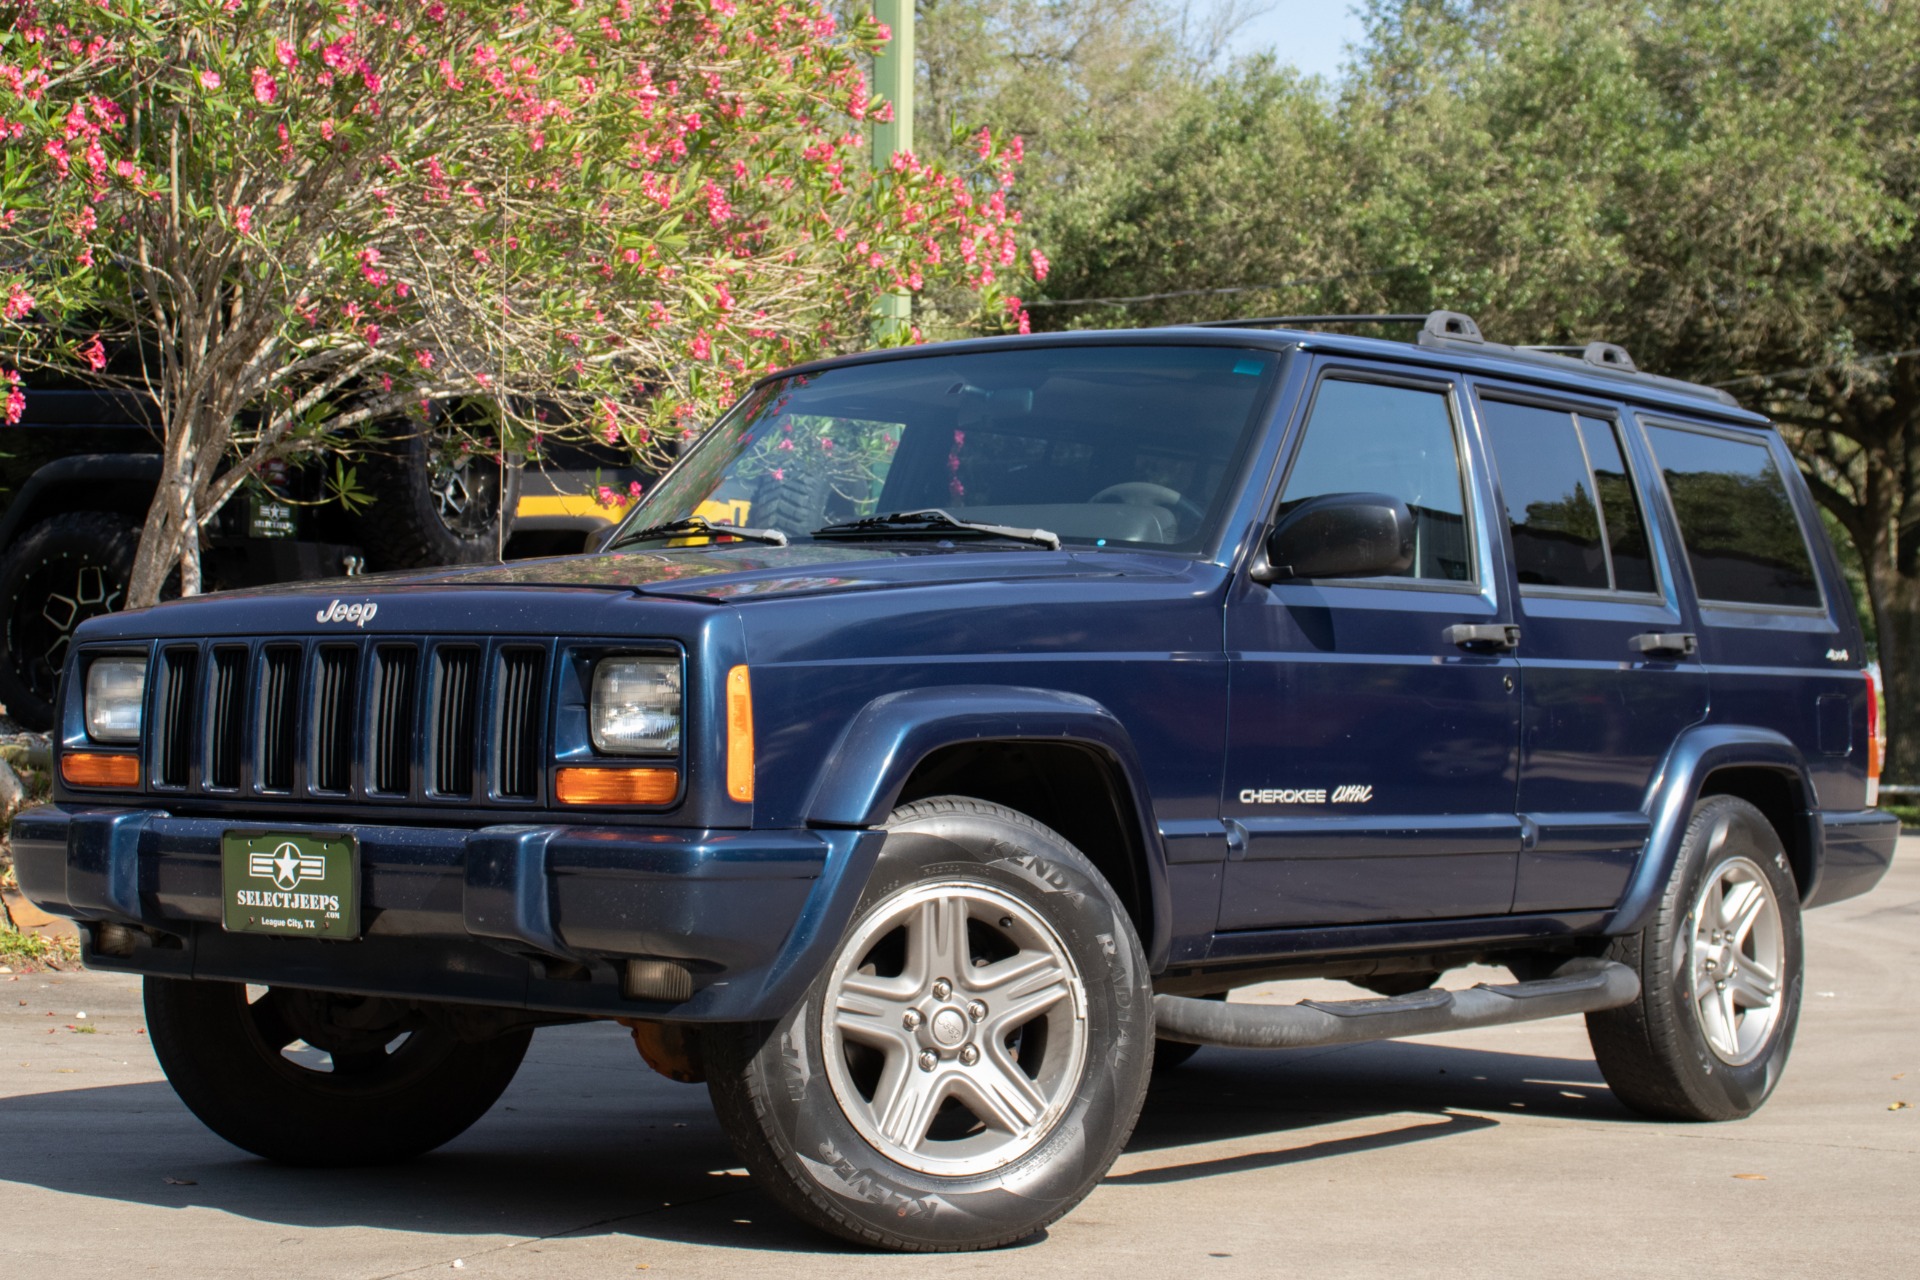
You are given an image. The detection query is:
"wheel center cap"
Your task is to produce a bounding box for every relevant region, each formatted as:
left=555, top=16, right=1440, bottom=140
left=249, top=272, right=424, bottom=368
left=929, top=1007, right=968, bottom=1047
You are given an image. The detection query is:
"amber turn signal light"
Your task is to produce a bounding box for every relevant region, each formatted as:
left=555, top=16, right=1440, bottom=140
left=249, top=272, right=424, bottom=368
left=554, top=765, right=678, bottom=806
left=61, top=751, right=140, bottom=788
left=726, top=665, right=754, bottom=802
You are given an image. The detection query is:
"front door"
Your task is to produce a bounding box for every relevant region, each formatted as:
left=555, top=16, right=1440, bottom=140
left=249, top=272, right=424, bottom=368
left=1220, top=364, right=1522, bottom=931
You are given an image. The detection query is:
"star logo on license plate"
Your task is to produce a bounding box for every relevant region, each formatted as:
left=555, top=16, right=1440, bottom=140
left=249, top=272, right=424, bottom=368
left=250, top=842, right=326, bottom=891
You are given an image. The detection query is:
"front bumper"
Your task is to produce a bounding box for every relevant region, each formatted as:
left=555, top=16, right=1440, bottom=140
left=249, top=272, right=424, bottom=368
left=9, top=805, right=882, bottom=1022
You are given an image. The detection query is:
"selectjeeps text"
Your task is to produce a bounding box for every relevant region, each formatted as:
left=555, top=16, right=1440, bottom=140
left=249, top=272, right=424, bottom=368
left=12, top=312, right=1899, bottom=1251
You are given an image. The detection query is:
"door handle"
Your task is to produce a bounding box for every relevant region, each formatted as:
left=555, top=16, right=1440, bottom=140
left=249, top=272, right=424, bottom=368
left=1632, top=631, right=1698, bottom=658
left=1445, top=623, right=1521, bottom=651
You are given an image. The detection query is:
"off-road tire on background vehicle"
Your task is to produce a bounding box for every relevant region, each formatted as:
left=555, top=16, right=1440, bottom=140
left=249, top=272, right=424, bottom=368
left=704, top=796, right=1154, bottom=1251
left=358, top=424, right=518, bottom=570
left=1587, top=795, right=1804, bottom=1121
left=0, top=511, right=139, bottom=728
left=144, top=978, right=531, bottom=1166
left=747, top=467, right=829, bottom=538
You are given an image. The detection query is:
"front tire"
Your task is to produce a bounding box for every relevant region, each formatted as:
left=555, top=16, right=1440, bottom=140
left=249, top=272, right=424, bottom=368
left=144, top=979, right=531, bottom=1165
left=1587, top=796, right=1803, bottom=1121
left=705, top=797, right=1153, bottom=1251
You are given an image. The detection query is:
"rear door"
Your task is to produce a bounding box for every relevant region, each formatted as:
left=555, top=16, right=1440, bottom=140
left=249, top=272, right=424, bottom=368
left=1220, top=361, right=1523, bottom=930
left=1472, top=389, right=1708, bottom=912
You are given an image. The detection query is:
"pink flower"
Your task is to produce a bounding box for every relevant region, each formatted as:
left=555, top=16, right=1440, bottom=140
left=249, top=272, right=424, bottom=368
left=233, top=205, right=253, bottom=234
left=252, top=69, right=278, bottom=105
left=690, top=331, right=712, bottom=361
left=3, top=371, right=22, bottom=426
left=79, top=335, right=106, bottom=371
left=1030, top=248, right=1050, bottom=281
left=3, top=284, right=34, bottom=321
left=414, top=349, right=434, bottom=370
left=199, top=70, right=221, bottom=91
left=363, top=324, right=381, bottom=345
left=275, top=40, right=297, bottom=68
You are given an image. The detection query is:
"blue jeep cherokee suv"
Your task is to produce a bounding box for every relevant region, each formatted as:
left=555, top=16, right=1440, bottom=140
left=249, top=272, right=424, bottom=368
left=12, top=312, right=1899, bottom=1250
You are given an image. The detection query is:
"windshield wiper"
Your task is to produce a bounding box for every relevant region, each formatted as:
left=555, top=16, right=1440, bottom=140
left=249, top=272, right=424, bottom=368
left=611, top=514, right=788, bottom=549
left=811, top=509, right=1061, bottom=550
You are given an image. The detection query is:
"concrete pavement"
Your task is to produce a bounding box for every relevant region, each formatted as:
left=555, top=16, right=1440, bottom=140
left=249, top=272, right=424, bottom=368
left=2, top=839, right=1915, bottom=1279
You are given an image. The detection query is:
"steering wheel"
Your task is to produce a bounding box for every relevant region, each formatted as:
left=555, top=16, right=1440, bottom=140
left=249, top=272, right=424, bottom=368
left=1089, top=482, right=1206, bottom=536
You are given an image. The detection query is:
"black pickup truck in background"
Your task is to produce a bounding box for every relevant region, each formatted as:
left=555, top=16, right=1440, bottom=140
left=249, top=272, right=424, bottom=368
left=0, top=386, right=643, bottom=728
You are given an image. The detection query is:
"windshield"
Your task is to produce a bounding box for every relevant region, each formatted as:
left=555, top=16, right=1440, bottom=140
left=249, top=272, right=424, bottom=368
left=609, top=344, right=1281, bottom=553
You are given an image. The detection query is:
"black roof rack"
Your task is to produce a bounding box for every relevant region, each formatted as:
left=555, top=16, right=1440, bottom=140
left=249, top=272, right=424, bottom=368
left=1184, top=309, right=1738, bottom=408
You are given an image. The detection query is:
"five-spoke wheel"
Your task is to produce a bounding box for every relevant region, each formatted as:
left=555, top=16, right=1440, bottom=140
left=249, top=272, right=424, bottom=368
left=706, top=796, right=1152, bottom=1252
left=1590, top=795, right=1804, bottom=1121
left=824, top=881, right=1088, bottom=1176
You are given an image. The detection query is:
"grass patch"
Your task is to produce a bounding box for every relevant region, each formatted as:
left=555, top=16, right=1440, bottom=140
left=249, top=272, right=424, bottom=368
left=0, top=925, right=78, bottom=970
left=1883, top=801, right=1920, bottom=831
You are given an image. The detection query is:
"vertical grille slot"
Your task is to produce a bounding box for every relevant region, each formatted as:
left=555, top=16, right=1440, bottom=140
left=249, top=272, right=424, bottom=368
left=494, top=647, right=545, bottom=800
left=430, top=646, right=480, bottom=797
left=206, top=647, right=247, bottom=789
left=370, top=645, right=418, bottom=795
left=311, top=646, right=359, bottom=793
left=153, top=647, right=198, bottom=788
left=258, top=646, right=300, bottom=791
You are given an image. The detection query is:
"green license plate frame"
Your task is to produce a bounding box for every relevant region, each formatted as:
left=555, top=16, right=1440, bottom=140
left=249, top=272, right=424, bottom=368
left=221, top=831, right=360, bottom=940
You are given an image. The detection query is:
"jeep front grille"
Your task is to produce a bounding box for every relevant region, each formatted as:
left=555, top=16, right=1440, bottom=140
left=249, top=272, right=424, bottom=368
left=140, top=636, right=551, bottom=806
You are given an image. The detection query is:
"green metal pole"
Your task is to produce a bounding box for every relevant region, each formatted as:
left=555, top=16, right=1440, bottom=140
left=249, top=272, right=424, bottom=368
left=870, top=0, right=914, bottom=343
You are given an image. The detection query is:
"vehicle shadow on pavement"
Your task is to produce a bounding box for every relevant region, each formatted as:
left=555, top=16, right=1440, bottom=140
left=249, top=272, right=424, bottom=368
left=0, top=1034, right=1631, bottom=1255
left=1117, top=1037, right=1634, bottom=1184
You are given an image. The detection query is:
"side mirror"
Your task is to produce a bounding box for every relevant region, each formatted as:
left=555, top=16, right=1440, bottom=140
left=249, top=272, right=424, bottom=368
left=1254, top=492, right=1415, bottom=583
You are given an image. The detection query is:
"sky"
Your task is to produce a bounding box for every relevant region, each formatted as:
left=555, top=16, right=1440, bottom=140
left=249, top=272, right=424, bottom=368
left=1224, top=2, right=1369, bottom=82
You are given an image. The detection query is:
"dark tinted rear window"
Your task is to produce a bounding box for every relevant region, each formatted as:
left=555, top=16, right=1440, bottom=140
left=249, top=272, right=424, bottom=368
left=1480, top=401, right=1661, bottom=594
left=1645, top=424, right=1820, bottom=609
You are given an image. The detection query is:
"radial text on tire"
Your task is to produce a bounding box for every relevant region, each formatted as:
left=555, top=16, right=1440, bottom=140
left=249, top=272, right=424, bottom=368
left=704, top=796, right=1154, bottom=1251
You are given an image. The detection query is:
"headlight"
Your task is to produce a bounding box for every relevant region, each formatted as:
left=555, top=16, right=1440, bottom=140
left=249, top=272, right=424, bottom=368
left=85, top=657, right=148, bottom=743
left=591, top=658, right=682, bottom=754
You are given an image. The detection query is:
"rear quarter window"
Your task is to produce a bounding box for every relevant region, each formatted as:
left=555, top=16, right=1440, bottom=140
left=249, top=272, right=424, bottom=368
left=1644, top=423, right=1821, bottom=610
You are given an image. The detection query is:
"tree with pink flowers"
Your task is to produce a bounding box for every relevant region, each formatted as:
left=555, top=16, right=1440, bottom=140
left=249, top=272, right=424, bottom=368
left=0, top=0, right=1034, bottom=604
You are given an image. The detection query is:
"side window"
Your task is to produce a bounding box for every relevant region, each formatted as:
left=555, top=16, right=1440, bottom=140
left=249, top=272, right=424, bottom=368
left=1478, top=400, right=1661, bottom=594
left=1281, top=379, right=1473, bottom=582
left=1645, top=423, right=1821, bottom=609
left=1577, top=416, right=1658, bottom=593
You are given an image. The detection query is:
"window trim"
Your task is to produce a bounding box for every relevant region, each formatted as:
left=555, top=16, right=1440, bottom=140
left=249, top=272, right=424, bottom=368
left=1638, top=415, right=1829, bottom=617
left=1266, top=364, right=1486, bottom=595
left=1474, top=389, right=1667, bottom=603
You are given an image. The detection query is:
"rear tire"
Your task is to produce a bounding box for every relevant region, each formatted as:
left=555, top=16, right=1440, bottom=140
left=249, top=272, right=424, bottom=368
left=0, top=512, right=139, bottom=729
left=1587, top=796, right=1803, bottom=1121
left=705, top=796, right=1153, bottom=1251
left=144, top=978, right=530, bottom=1165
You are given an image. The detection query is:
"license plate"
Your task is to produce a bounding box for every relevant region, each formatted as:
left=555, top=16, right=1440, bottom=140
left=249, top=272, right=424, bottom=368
left=221, top=832, right=360, bottom=939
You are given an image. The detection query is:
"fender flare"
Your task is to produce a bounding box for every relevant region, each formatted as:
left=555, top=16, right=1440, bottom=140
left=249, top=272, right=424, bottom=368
left=802, top=684, right=1172, bottom=968
left=0, top=453, right=161, bottom=551
left=1604, top=724, right=1818, bottom=935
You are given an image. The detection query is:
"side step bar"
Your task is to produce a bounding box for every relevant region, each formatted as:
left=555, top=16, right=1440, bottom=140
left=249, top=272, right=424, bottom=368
left=1152, top=960, right=1640, bottom=1050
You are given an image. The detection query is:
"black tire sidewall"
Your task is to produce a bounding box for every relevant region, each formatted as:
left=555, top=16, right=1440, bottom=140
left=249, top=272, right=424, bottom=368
left=713, top=799, right=1153, bottom=1250
left=144, top=978, right=531, bottom=1166
left=1648, top=798, right=1804, bottom=1119
left=0, top=512, right=139, bottom=729
left=359, top=423, right=520, bottom=570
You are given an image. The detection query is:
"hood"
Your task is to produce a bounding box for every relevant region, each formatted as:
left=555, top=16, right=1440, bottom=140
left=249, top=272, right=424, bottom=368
left=212, top=542, right=1191, bottom=602
left=73, top=542, right=1200, bottom=641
